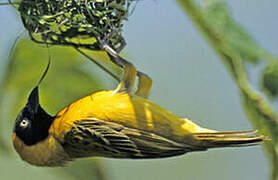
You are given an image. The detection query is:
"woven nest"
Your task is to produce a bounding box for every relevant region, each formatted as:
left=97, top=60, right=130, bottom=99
left=18, top=0, right=136, bottom=51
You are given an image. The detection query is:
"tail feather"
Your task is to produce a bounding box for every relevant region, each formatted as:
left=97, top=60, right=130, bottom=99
left=194, top=130, right=264, bottom=148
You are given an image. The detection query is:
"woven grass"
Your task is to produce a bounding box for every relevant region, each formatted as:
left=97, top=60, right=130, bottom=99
left=18, top=0, right=136, bottom=51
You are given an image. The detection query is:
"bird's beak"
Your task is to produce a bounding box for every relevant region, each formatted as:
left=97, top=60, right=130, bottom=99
left=27, top=86, right=39, bottom=113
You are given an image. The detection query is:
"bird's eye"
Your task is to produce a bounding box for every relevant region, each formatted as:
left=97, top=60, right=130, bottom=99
left=19, top=119, right=29, bottom=128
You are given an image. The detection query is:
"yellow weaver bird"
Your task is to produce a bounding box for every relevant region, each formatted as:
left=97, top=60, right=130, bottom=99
left=13, top=60, right=264, bottom=167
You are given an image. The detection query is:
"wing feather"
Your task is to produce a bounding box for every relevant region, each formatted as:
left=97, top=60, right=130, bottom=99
left=61, top=118, right=195, bottom=159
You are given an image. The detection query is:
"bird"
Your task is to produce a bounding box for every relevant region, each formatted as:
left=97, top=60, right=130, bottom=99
left=12, top=60, right=264, bottom=167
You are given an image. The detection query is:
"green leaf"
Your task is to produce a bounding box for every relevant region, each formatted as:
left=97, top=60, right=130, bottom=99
left=202, top=1, right=266, bottom=63
left=262, top=61, right=278, bottom=98
left=0, top=39, right=106, bottom=180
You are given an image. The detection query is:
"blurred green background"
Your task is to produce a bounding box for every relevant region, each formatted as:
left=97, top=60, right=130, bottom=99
left=1, top=0, right=277, bottom=180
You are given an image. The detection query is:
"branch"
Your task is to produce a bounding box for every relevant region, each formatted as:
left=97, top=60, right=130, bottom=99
left=176, top=0, right=278, bottom=179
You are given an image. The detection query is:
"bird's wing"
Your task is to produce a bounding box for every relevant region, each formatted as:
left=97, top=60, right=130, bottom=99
left=61, top=118, right=198, bottom=159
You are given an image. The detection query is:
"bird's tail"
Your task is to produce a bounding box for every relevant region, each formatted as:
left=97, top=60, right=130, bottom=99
left=193, top=130, right=264, bottom=148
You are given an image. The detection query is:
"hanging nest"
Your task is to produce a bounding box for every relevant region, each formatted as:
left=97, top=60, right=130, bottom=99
left=18, top=0, right=136, bottom=51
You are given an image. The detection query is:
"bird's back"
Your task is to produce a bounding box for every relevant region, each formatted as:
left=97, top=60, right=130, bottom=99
left=50, top=90, right=197, bottom=143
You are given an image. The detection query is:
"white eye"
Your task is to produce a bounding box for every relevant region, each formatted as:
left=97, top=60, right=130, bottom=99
left=19, top=119, right=29, bottom=128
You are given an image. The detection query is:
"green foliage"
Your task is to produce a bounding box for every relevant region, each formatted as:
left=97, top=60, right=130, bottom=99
left=176, top=0, right=278, bottom=179
left=201, top=1, right=266, bottom=63
left=262, top=61, right=278, bottom=98
left=0, top=39, right=106, bottom=180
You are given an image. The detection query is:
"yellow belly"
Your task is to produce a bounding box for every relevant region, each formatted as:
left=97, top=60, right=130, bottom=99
left=50, top=90, right=199, bottom=143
